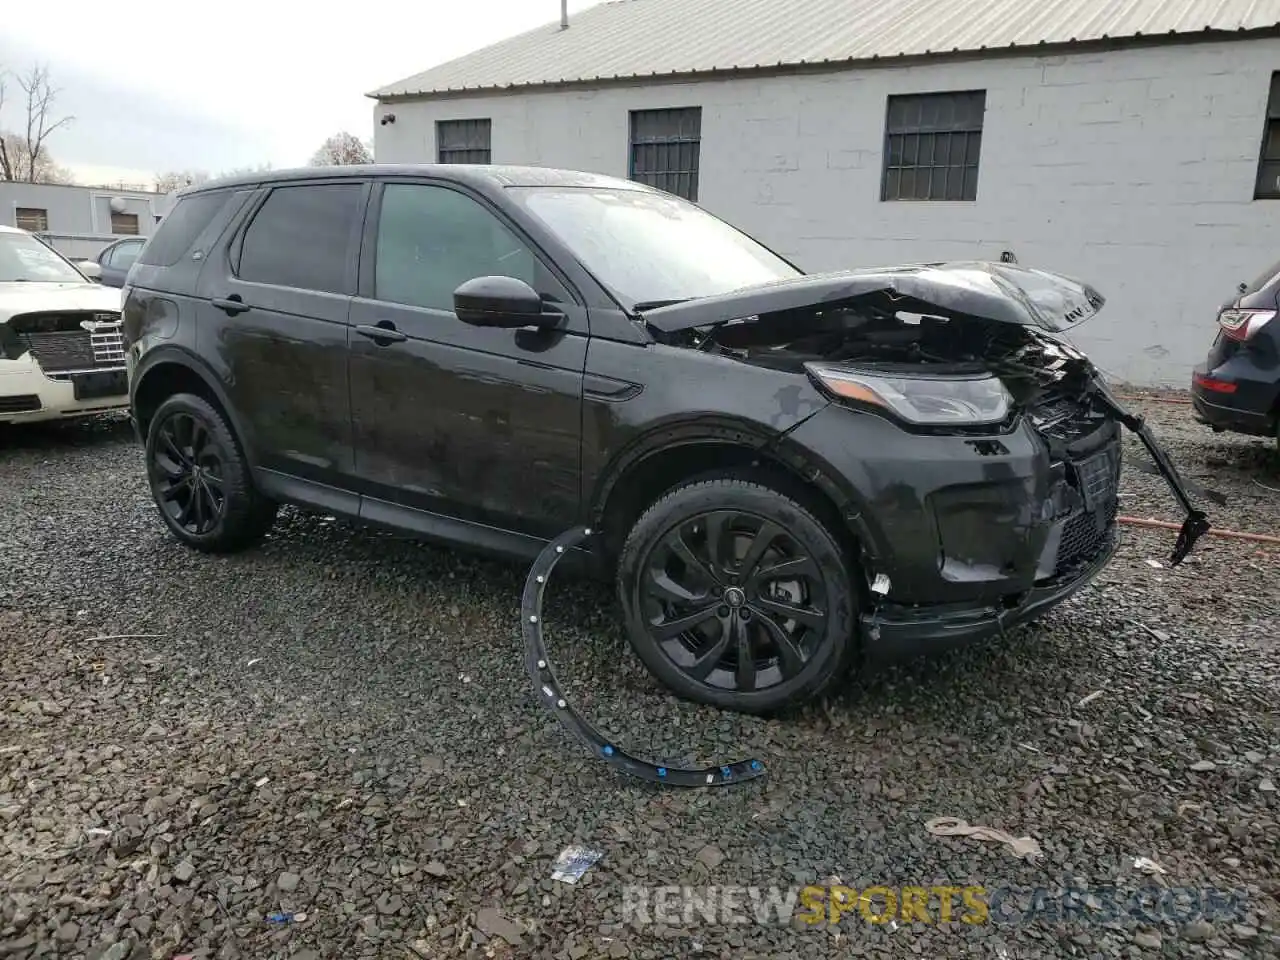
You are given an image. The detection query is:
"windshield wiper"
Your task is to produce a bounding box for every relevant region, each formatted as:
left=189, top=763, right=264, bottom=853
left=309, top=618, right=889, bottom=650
left=631, top=298, right=692, bottom=313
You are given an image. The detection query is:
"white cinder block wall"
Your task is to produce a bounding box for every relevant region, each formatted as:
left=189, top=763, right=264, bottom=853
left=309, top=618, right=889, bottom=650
left=375, top=38, right=1280, bottom=386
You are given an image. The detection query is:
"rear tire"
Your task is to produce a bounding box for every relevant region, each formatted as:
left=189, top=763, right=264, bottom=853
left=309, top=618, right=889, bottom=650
left=145, top=393, right=276, bottom=553
left=616, top=475, right=859, bottom=714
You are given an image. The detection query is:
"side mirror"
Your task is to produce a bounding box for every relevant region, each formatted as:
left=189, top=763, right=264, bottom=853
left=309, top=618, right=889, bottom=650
left=454, top=276, right=557, bottom=329
left=77, top=261, right=102, bottom=282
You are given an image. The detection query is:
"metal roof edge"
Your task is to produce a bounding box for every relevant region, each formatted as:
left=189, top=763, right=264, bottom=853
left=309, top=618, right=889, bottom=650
left=369, top=23, right=1280, bottom=104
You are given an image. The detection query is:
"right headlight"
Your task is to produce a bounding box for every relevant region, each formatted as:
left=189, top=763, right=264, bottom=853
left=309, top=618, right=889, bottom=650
left=804, top=363, right=1012, bottom=427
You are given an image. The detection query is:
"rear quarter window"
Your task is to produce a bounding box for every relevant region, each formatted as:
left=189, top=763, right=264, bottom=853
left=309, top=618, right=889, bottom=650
left=138, top=191, right=234, bottom=267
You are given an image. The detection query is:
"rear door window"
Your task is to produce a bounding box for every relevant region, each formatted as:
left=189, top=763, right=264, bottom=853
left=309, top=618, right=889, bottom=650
left=237, top=184, right=363, bottom=295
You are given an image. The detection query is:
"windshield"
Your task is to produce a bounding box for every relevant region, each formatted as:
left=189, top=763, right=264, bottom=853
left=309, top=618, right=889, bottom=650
left=508, top=186, right=802, bottom=307
left=0, top=232, right=86, bottom=283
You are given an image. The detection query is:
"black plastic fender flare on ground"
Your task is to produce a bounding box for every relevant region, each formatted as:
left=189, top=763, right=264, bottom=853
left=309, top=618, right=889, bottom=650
left=522, top=525, right=767, bottom=788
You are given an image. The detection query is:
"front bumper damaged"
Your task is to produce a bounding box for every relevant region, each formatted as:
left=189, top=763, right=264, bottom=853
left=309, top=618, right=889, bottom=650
left=864, top=533, right=1117, bottom=658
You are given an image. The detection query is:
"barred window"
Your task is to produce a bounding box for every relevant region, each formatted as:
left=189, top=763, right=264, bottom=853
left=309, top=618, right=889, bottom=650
left=111, top=212, right=140, bottom=235
left=437, top=119, right=492, bottom=164
left=882, top=91, right=986, bottom=202
left=1255, top=72, right=1280, bottom=199
left=15, top=207, right=48, bottom=232
left=629, top=107, right=701, bottom=202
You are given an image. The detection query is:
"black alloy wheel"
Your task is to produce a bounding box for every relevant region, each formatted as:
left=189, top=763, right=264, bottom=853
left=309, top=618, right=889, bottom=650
left=152, top=411, right=226, bottom=535
left=145, top=393, right=277, bottom=553
left=618, top=476, right=858, bottom=714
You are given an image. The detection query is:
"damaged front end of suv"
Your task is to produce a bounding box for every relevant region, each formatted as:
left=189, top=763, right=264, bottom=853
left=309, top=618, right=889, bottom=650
left=640, top=261, right=1211, bottom=652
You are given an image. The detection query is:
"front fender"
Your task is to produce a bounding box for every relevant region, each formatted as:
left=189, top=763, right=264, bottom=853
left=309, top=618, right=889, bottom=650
left=589, top=412, right=812, bottom=516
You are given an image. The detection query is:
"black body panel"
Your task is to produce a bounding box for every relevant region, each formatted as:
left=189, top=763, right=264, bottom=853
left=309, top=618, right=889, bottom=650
left=121, top=163, right=1205, bottom=669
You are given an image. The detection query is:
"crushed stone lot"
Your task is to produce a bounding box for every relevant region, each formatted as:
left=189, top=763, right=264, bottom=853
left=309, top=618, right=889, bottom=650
left=1, top=396, right=1277, bottom=960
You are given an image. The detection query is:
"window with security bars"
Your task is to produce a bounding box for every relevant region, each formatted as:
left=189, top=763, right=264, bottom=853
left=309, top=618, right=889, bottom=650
left=629, top=107, right=701, bottom=202
left=437, top=119, right=492, bottom=164
left=15, top=207, right=48, bottom=232
left=110, top=211, right=140, bottom=235
left=882, top=91, right=986, bottom=202
left=1255, top=73, right=1280, bottom=198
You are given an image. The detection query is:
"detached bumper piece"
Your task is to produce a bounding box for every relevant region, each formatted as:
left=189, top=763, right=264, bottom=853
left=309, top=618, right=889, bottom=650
left=522, top=526, right=766, bottom=788
left=1093, top=384, right=1214, bottom=566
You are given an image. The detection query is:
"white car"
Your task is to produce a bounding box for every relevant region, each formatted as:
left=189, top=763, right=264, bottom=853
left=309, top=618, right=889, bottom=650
left=0, top=225, right=128, bottom=425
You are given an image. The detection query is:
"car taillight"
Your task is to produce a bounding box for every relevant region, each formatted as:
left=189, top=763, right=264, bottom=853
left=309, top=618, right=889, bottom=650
left=1217, top=307, right=1276, bottom=341
left=1193, top=371, right=1237, bottom=394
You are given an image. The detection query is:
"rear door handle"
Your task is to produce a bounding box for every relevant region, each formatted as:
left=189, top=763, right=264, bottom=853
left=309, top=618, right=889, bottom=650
left=212, top=296, right=250, bottom=316
left=355, top=322, right=407, bottom=345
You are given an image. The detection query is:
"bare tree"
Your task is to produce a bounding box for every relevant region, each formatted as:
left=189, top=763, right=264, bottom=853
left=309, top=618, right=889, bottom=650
left=310, top=132, right=372, bottom=166
left=0, top=63, right=74, bottom=183
left=154, top=170, right=211, bottom=193
left=1, top=133, right=73, bottom=184
left=217, top=163, right=274, bottom=178
left=0, top=62, right=74, bottom=183
left=0, top=72, right=14, bottom=181
left=154, top=165, right=276, bottom=193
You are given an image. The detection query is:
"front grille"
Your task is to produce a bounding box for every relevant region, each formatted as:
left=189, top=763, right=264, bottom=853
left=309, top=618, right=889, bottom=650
left=1052, top=443, right=1121, bottom=577
left=1054, top=497, right=1118, bottom=577
left=1075, top=447, right=1118, bottom=508
left=0, top=394, right=41, bottom=413
left=91, top=329, right=125, bottom=365
left=12, top=311, right=124, bottom=374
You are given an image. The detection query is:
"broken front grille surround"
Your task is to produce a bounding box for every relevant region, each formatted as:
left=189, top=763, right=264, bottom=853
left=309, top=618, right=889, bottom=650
left=1045, top=433, right=1123, bottom=580
left=10, top=312, right=125, bottom=376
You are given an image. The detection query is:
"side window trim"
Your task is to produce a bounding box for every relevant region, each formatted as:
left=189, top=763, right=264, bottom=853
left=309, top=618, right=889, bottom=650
left=359, top=178, right=583, bottom=310
left=229, top=180, right=372, bottom=297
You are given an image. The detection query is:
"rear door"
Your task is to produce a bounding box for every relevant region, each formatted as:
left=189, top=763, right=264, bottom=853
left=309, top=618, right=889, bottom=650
left=347, top=178, right=587, bottom=540
left=195, top=179, right=370, bottom=496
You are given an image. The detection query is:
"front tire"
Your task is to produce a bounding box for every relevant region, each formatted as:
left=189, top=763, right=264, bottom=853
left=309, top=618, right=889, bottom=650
left=617, top=475, right=859, bottom=714
left=145, top=393, right=276, bottom=553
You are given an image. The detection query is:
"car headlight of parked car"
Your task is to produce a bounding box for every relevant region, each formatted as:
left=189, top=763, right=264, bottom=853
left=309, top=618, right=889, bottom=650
left=804, top=362, right=1012, bottom=427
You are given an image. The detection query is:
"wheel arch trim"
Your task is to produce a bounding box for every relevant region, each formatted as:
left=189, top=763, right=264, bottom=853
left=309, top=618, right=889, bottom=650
left=589, top=414, right=887, bottom=564
left=131, top=347, right=255, bottom=467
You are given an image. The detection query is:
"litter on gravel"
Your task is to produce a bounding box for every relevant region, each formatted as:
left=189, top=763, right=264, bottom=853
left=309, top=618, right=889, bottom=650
left=925, top=816, right=1044, bottom=862
left=549, top=845, right=603, bottom=884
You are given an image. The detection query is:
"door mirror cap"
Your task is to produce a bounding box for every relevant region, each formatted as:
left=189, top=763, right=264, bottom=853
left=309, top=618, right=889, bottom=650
left=77, top=260, right=102, bottom=282
left=454, top=276, right=555, bottom=328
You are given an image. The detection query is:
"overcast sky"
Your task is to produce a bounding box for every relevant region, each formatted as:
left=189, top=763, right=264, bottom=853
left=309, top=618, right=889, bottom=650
left=0, top=0, right=604, bottom=187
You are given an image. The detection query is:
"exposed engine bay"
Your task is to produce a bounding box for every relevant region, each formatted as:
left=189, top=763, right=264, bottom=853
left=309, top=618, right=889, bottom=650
left=641, top=262, right=1215, bottom=565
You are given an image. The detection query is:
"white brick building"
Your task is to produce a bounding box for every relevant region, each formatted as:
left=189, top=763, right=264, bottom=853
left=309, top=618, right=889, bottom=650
left=370, top=0, right=1280, bottom=386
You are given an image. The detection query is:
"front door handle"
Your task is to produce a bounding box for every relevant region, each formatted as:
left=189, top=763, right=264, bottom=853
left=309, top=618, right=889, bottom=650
left=355, top=322, right=407, bottom=345
left=212, top=295, right=250, bottom=316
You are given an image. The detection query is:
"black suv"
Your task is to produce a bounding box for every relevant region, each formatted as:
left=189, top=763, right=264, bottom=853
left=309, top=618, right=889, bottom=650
left=121, top=165, right=1201, bottom=714
left=1191, top=258, right=1280, bottom=444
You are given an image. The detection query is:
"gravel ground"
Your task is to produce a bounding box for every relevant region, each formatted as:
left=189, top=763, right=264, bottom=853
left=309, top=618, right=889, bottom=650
left=1, top=396, right=1277, bottom=960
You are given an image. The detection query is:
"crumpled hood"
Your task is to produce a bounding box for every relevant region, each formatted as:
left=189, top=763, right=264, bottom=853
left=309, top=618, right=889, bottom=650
left=640, top=261, right=1105, bottom=334
left=0, top=282, right=123, bottom=324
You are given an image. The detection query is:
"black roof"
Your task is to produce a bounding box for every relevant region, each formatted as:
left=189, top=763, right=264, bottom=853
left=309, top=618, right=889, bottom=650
left=183, top=163, right=652, bottom=197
